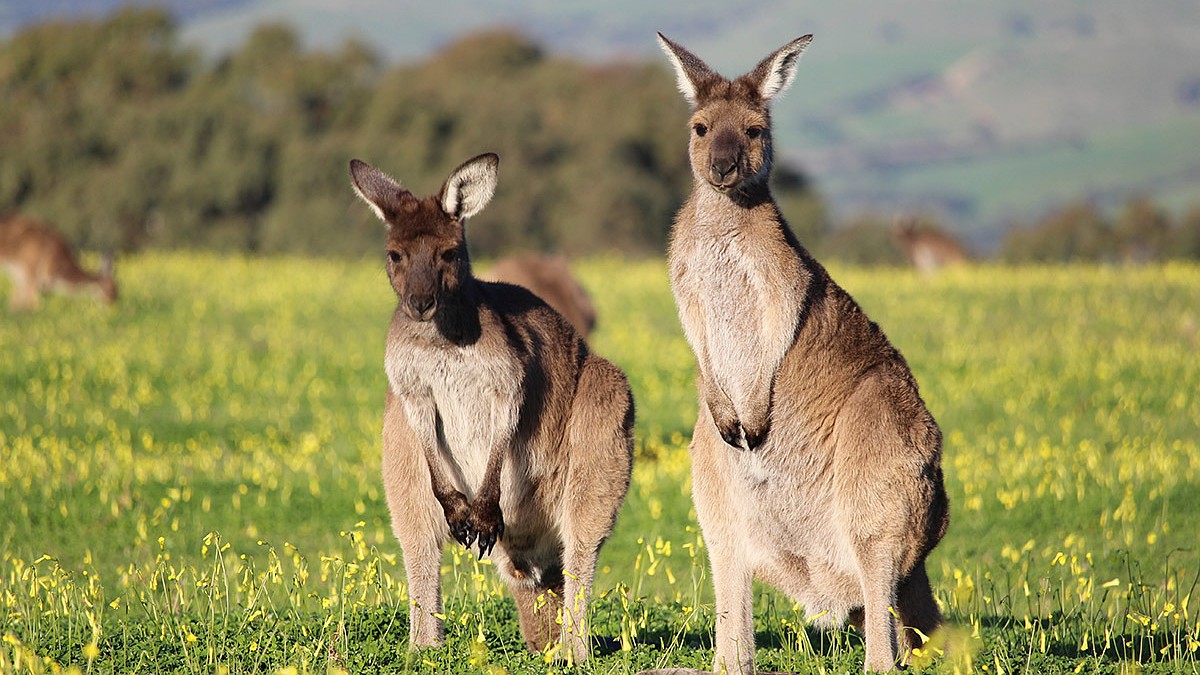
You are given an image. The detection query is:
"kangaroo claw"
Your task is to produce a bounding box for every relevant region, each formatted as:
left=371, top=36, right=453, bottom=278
left=469, top=499, right=505, bottom=557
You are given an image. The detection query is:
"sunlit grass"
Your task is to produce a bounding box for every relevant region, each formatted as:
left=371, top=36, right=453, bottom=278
left=1, top=254, right=1198, bottom=673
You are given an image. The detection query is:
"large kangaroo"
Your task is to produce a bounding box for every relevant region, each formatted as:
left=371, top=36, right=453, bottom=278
left=349, top=154, right=634, bottom=663
left=653, top=34, right=949, bottom=673
left=0, top=215, right=117, bottom=311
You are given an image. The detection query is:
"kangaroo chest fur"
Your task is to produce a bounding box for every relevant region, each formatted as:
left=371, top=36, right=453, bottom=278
left=669, top=192, right=803, bottom=426
left=384, top=322, right=525, bottom=499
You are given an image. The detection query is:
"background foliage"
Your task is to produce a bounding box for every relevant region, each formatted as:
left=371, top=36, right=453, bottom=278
left=6, top=8, right=1200, bottom=265
left=0, top=8, right=825, bottom=258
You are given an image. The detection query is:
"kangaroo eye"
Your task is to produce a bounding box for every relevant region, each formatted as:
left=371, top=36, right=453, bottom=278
left=387, top=250, right=402, bottom=264
left=746, top=126, right=763, bottom=139
left=693, top=123, right=708, bottom=137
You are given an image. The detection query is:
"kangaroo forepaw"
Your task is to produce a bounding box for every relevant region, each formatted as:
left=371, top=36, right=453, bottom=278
left=440, top=491, right=476, bottom=548
left=449, top=518, right=476, bottom=549
left=469, top=499, right=505, bottom=557
left=715, top=418, right=744, bottom=449
left=742, top=419, right=769, bottom=450
left=716, top=419, right=765, bottom=451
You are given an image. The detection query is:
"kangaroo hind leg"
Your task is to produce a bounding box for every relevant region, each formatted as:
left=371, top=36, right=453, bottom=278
left=381, top=391, right=447, bottom=648
left=559, top=355, right=634, bottom=663
left=509, top=574, right=564, bottom=654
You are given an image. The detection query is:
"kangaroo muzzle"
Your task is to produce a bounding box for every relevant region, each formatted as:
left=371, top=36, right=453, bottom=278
left=405, top=293, right=437, bottom=321
left=708, top=130, right=743, bottom=188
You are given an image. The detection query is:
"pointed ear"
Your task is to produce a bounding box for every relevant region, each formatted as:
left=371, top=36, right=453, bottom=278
left=749, top=34, right=812, bottom=102
left=656, top=32, right=716, bottom=107
left=349, top=159, right=406, bottom=223
left=441, top=153, right=499, bottom=221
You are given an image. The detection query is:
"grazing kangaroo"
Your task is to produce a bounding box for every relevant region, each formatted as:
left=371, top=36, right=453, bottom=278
left=652, top=34, right=949, bottom=673
left=349, top=154, right=634, bottom=664
left=483, top=253, right=597, bottom=338
left=892, top=217, right=970, bottom=275
left=0, top=215, right=117, bottom=311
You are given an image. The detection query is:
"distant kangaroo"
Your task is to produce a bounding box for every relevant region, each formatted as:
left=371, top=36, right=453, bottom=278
left=892, top=217, right=970, bottom=275
left=349, top=154, right=634, bottom=663
left=483, top=253, right=597, bottom=338
left=651, top=34, right=949, bottom=673
left=0, top=215, right=117, bottom=311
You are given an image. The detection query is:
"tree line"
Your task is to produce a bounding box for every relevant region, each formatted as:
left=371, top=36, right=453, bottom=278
left=5, top=8, right=1196, bottom=264
left=819, top=195, right=1200, bottom=266
left=1000, top=197, right=1200, bottom=263
left=0, top=8, right=825, bottom=258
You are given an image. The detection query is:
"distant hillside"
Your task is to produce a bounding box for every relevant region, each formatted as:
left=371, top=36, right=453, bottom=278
left=5, top=0, right=1200, bottom=249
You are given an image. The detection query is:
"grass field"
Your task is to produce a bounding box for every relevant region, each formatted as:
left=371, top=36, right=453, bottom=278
left=2, top=254, right=1199, bottom=674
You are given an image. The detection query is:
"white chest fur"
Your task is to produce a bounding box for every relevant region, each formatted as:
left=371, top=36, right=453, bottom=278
left=675, top=200, right=802, bottom=420
left=385, top=335, right=522, bottom=496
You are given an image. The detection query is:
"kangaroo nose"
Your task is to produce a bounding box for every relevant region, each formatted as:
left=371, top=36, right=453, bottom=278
left=407, top=295, right=436, bottom=320
left=711, top=159, right=736, bottom=181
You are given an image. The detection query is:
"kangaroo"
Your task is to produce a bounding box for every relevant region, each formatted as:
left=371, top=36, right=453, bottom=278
left=349, top=154, right=634, bottom=664
left=0, top=215, right=117, bottom=311
left=892, top=217, right=970, bottom=275
left=482, top=253, right=597, bottom=338
left=651, top=34, right=949, bottom=673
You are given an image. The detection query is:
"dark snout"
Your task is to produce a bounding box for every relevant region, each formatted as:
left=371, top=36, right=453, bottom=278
left=404, top=293, right=437, bottom=322
left=710, top=157, right=737, bottom=183
left=708, top=131, right=743, bottom=188
left=394, top=256, right=442, bottom=322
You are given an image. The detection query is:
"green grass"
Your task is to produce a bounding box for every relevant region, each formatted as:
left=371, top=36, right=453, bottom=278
left=2, top=255, right=1199, bottom=673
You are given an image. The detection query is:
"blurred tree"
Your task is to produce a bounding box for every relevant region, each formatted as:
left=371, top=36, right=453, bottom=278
left=1001, top=201, right=1113, bottom=263
left=818, top=213, right=908, bottom=266
left=1112, top=195, right=1170, bottom=262
left=0, top=18, right=824, bottom=258
left=1168, top=206, right=1200, bottom=260
left=0, top=8, right=195, bottom=250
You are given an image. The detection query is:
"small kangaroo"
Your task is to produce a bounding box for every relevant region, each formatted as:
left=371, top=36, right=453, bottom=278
left=483, top=253, right=597, bottom=338
left=0, top=215, right=117, bottom=311
left=349, top=154, right=634, bottom=663
left=652, top=34, right=949, bottom=673
left=892, top=217, right=970, bottom=275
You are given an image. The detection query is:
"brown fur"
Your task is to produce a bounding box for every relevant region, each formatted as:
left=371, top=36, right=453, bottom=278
left=650, top=34, right=950, bottom=674
left=892, top=218, right=970, bottom=275
left=482, top=253, right=597, bottom=338
left=349, top=154, right=634, bottom=664
left=0, top=215, right=117, bottom=311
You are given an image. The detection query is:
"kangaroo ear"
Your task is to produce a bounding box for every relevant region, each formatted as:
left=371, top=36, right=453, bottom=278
left=441, top=153, right=499, bottom=221
left=656, top=32, right=716, bottom=107
left=749, top=34, right=812, bottom=102
left=349, top=159, right=407, bottom=224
